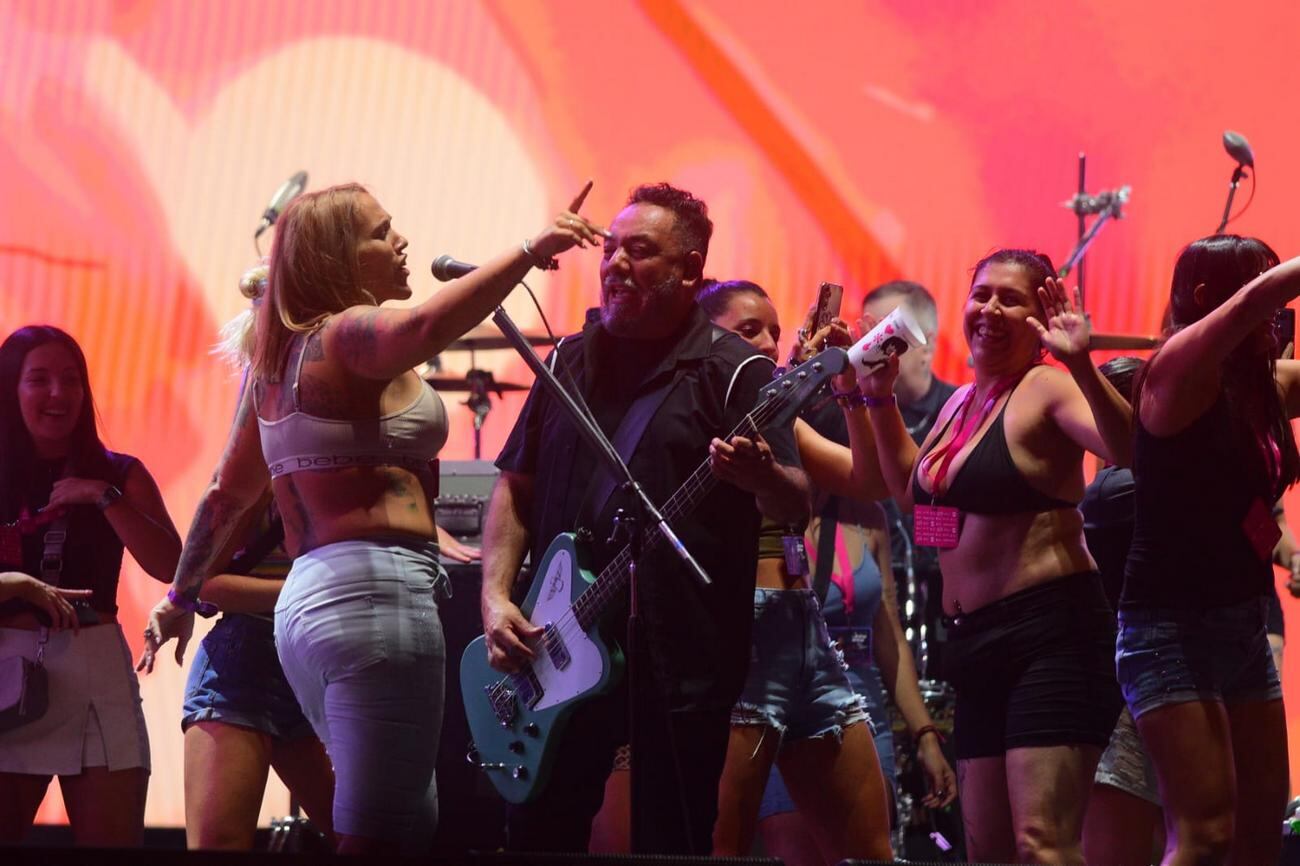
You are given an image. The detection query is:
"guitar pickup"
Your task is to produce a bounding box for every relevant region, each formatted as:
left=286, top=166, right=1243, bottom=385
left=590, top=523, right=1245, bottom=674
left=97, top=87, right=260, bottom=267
left=542, top=622, right=570, bottom=670
left=512, top=668, right=543, bottom=710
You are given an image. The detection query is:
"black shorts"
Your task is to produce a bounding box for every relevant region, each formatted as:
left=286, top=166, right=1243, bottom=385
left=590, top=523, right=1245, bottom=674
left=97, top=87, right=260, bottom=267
left=944, top=571, right=1122, bottom=760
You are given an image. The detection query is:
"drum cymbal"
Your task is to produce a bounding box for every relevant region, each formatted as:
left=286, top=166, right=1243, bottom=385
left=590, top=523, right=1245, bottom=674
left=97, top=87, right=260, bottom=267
left=445, top=326, right=556, bottom=352
left=423, top=375, right=529, bottom=393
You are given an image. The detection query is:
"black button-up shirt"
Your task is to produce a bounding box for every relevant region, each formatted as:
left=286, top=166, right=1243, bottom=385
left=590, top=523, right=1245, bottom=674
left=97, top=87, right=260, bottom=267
left=496, top=305, right=799, bottom=711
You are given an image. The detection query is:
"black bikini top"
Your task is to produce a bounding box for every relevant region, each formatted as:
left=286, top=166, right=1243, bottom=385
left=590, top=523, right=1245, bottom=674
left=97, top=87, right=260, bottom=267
left=912, top=381, right=1077, bottom=515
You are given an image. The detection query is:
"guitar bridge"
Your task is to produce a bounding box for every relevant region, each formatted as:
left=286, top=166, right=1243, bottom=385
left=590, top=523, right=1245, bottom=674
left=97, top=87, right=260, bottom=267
left=542, top=622, right=570, bottom=670
left=486, top=667, right=545, bottom=728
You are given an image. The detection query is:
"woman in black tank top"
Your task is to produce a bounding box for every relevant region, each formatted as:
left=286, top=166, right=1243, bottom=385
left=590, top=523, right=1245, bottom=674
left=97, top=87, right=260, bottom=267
left=856, top=249, right=1135, bottom=864
left=0, top=325, right=182, bottom=847
left=1118, top=236, right=1300, bottom=866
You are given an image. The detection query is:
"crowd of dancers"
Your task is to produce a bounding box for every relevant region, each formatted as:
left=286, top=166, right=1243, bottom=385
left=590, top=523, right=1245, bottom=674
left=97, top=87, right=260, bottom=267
left=0, top=178, right=1297, bottom=866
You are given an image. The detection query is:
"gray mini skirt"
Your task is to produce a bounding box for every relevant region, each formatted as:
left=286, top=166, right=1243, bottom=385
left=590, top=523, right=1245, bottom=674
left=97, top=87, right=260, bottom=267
left=0, top=623, right=150, bottom=776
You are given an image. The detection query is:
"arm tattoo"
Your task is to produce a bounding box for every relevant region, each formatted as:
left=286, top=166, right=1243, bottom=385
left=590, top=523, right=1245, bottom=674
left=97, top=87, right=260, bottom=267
left=336, top=309, right=381, bottom=371
left=174, top=490, right=249, bottom=594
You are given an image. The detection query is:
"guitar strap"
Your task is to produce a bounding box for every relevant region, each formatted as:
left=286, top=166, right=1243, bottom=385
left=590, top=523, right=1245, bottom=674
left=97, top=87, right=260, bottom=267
left=585, top=326, right=747, bottom=524
left=586, top=376, right=679, bottom=525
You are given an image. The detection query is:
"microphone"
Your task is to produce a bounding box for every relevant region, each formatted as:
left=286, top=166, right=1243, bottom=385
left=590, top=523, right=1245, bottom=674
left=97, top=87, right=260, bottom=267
left=1223, top=130, right=1255, bottom=168
left=431, top=254, right=477, bottom=281
left=254, top=170, right=308, bottom=238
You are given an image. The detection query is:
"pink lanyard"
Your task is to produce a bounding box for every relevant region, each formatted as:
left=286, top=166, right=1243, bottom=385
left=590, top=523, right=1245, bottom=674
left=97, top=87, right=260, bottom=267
left=920, top=368, right=1032, bottom=497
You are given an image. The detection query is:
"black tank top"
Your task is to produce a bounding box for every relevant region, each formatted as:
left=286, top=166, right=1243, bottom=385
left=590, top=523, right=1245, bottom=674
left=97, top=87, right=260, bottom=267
left=1122, top=395, right=1276, bottom=609
left=0, top=451, right=138, bottom=617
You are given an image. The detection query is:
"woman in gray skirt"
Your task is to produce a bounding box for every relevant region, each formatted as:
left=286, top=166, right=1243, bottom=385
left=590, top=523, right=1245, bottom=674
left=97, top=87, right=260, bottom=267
left=0, top=325, right=181, bottom=845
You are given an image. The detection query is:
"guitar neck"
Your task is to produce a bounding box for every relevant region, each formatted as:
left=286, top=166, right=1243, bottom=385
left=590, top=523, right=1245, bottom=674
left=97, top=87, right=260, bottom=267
left=563, top=347, right=843, bottom=631
left=571, top=412, right=761, bottom=630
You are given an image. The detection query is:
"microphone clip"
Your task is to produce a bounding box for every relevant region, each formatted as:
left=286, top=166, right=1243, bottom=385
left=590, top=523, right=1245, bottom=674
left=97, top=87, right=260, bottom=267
left=1061, top=186, right=1131, bottom=218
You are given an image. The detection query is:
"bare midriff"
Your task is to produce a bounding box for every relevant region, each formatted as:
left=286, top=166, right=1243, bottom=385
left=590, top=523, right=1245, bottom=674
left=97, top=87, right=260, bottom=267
left=261, top=368, right=439, bottom=557
left=939, top=506, right=1094, bottom=616
left=272, top=464, right=437, bottom=558
left=755, top=554, right=809, bottom=591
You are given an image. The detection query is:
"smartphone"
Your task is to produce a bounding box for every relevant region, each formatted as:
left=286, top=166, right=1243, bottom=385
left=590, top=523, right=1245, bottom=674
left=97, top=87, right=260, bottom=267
left=812, top=282, right=844, bottom=333
left=1277, top=307, right=1295, bottom=359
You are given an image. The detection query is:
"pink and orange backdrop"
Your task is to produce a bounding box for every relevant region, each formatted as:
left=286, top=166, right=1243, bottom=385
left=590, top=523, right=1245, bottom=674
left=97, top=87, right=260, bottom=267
left=4, top=0, right=1299, bottom=826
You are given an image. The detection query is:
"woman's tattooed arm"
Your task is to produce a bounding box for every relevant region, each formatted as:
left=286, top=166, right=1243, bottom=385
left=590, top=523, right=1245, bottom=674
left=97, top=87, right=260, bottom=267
left=171, top=380, right=271, bottom=595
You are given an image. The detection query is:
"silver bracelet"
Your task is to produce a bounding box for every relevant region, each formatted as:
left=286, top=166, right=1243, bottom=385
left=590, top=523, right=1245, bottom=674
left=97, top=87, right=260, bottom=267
left=522, top=239, right=558, bottom=271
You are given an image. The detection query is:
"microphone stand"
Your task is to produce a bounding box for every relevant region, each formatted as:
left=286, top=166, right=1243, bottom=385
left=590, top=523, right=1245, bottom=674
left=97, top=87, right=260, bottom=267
left=894, top=514, right=925, bottom=680
left=1076, top=154, right=1087, bottom=306
left=1215, top=163, right=1249, bottom=234
left=1059, top=186, right=1129, bottom=282
left=490, top=304, right=711, bottom=853
left=490, top=307, right=710, bottom=588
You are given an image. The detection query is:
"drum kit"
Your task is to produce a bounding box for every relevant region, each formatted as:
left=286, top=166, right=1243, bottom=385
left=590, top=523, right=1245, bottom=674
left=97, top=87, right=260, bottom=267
left=422, top=325, right=555, bottom=459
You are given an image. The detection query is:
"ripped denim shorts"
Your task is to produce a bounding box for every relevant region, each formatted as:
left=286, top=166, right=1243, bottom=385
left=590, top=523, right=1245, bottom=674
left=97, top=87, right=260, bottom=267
left=730, top=588, right=869, bottom=743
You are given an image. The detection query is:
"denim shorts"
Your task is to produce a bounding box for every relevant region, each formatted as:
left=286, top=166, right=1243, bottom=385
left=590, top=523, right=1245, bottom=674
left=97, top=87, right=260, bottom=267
left=731, top=589, right=869, bottom=742
left=1117, top=596, right=1282, bottom=720
left=182, top=613, right=313, bottom=741
left=759, top=657, right=894, bottom=821
left=276, top=537, right=448, bottom=847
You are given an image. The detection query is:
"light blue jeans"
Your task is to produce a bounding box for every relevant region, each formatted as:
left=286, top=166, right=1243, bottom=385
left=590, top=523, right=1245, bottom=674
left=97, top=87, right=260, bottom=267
left=274, top=537, right=447, bottom=849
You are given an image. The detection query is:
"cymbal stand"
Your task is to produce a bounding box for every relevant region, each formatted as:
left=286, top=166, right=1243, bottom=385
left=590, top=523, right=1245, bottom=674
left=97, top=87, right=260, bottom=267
left=464, top=369, right=496, bottom=460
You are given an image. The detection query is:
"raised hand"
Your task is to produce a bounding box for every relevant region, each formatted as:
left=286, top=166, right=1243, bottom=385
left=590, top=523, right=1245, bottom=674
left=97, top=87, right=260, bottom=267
left=530, top=180, right=611, bottom=261
left=1029, top=277, right=1091, bottom=365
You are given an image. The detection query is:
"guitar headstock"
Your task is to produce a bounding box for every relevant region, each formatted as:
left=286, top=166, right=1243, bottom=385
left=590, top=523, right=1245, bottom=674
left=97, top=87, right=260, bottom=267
left=753, top=348, right=849, bottom=432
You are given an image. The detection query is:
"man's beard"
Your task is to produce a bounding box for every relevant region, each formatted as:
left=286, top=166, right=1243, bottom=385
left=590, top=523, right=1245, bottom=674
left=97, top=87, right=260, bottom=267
left=600, top=272, right=684, bottom=337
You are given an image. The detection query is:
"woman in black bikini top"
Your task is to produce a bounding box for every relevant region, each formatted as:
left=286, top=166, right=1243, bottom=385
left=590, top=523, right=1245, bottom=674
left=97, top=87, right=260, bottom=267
left=850, top=248, right=1133, bottom=865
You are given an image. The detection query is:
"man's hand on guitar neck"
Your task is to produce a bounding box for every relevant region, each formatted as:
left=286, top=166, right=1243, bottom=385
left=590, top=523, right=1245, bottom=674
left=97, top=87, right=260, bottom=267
left=709, top=433, right=811, bottom=526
